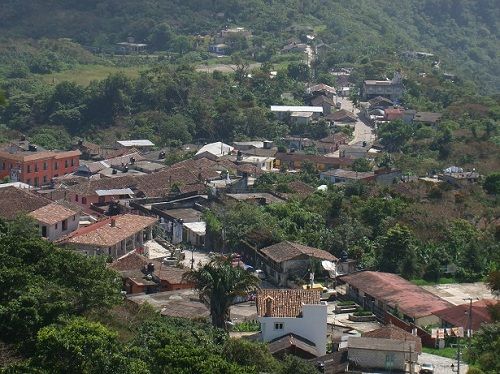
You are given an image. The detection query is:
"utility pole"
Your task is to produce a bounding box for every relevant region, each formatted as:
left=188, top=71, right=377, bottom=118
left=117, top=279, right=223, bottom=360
left=451, top=335, right=461, bottom=374
left=463, top=297, right=476, bottom=348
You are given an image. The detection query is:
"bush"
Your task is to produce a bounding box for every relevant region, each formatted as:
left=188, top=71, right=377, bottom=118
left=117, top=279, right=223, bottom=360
left=353, top=309, right=373, bottom=316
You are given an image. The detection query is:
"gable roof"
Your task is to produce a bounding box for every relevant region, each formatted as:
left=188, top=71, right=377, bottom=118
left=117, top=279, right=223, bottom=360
left=308, top=83, right=336, bottom=94
left=260, top=241, right=337, bottom=263
left=256, top=289, right=321, bottom=317
left=348, top=337, right=416, bottom=353
left=311, top=95, right=335, bottom=106
left=0, top=186, right=52, bottom=220
left=29, top=202, right=78, bottom=225
left=369, top=96, right=394, bottom=107
left=326, top=109, right=357, bottom=122
left=109, top=250, right=150, bottom=271
left=61, top=214, right=157, bottom=247
left=268, top=333, right=319, bottom=357
left=195, top=142, right=234, bottom=158
left=340, top=271, right=453, bottom=318
left=363, top=324, right=422, bottom=353
left=432, top=299, right=496, bottom=331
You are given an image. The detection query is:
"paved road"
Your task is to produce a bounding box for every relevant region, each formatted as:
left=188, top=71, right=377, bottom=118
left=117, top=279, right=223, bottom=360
left=419, top=353, right=467, bottom=374
left=335, top=96, right=375, bottom=146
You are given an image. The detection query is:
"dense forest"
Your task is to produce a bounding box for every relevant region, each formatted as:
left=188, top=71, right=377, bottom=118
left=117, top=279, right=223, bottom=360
left=1, top=0, right=499, bottom=91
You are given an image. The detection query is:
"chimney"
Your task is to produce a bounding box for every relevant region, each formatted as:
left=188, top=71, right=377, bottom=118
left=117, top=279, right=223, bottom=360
left=110, top=218, right=116, bottom=227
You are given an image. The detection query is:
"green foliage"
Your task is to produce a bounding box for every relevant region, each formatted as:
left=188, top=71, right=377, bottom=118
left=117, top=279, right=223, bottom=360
left=33, top=317, right=146, bottom=374
left=183, top=258, right=260, bottom=329
left=352, top=158, right=372, bottom=172
left=223, top=338, right=281, bottom=373
left=467, top=323, right=500, bottom=372
left=232, top=321, right=260, bottom=332
left=377, top=120, right=413, bottom=152
left=376, top=224, right=420, bottom=279
left=0, top=217, right=122, bottom=351
left=483, top=172, right=500, bottom=194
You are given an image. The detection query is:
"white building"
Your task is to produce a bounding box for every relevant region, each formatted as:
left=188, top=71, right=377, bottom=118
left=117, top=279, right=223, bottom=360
left=257, top=289, right=328, bottom=356
left=29, top=202, right=80, bottom=241
left=195, top=142, right=234, bottom=160
left=270, top=105, right=323, bottom=121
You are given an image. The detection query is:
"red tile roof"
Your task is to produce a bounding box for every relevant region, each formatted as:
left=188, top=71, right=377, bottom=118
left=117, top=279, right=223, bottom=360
left=0, top=186, right=52, bottom=220
left=340, top=271, right=453, bottom=318
left=432, top=299, right=496, bottom=331
left=260, top=241, right=337, bottom=263
left=363, top=324, right=422, bottom=352
left=109, top=251, right=150, bottom=271
left=256, top=289, right=321, bottom=317
left=29, top=202, right=78, bottom=225
left=62, top=214, right=157, bottom=247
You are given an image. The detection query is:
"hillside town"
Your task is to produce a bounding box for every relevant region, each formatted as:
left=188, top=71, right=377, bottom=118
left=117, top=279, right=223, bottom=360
left=0, top=73, right=496, bottom=374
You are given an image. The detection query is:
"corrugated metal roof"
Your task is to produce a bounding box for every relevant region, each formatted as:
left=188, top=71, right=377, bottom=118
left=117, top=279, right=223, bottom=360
left=117, top=140, right=155, bottom=147
left=271, top=105, right=323, bottom=113
left=95, top=188, right=134, bottom=196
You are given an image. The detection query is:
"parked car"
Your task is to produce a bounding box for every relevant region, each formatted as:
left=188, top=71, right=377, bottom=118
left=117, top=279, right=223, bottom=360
left=420, top=363, right=434, bottom=374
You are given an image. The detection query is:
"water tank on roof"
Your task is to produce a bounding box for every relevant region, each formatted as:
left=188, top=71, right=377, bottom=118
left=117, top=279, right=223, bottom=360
left=28, top=144, right=37, bottom=152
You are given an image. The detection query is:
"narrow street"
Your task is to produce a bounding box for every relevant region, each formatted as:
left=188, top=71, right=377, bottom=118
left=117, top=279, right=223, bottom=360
left=419, top=352, right=468, bottom=374
left=334, top=96, right=375, bottom=146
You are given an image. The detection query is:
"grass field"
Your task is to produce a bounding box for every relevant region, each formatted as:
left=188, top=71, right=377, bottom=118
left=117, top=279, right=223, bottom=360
left=422, top=346, right=461, bottom=360
left=37, top=64, right=145, bottom=86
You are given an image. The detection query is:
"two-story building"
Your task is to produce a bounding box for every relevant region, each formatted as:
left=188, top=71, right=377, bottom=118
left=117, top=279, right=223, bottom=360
left=0, top=141, right=80, bottom=187
left=252, top=241, right=337, bottom=286
left=29, top=202, right=80, bottom=241
left=58, top=214, right=157, bottom=258
left=362, top=72, right=404, bottom=101
left=257, top=289, right=328, bottom=357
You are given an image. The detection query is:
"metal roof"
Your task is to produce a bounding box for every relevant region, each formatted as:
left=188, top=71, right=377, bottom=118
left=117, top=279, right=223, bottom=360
left=270, top=105, right=323, bottom=113
left=95, top=188, right=134, bottom=196
left=117, top=140, right=155, bottom=147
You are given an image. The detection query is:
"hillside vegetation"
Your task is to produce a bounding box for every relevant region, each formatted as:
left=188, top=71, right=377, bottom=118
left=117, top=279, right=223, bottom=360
left=1, top=0, right=499, bottom=91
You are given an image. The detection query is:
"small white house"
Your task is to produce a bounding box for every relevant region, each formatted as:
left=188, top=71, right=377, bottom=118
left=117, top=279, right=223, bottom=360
left=29, top=202, right=80, bottom=241
left=257, top=289, right=328, bottom=356
left=195, top=142, right=234, bottom=160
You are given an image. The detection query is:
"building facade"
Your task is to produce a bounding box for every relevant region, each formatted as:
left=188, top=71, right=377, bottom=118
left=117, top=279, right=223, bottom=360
left=0, top=142, right=80, bottom=187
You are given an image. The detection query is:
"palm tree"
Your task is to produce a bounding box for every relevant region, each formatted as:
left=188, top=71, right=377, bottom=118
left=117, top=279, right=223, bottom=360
left=183, top=257, right=260, bottom=329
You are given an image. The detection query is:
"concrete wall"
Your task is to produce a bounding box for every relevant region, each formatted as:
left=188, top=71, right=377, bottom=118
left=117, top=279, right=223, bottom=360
left=259, top=302, right=328, bottom=356
left=40, top=213, right=80, bottom=241
left=348, top=348, right=409, bottom=371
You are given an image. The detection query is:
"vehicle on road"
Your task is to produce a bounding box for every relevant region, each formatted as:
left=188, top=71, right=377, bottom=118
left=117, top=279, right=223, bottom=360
left=420, top=363, right=434, bottom=374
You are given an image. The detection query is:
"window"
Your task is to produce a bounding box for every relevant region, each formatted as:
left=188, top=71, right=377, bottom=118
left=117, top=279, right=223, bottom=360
left=75, top=194, right=79, bottom=202
left=54, top=162, right=58, bottom=170
left=62, top=219, right=68, bottom=231
left=274, top=323, right=284, bottom=330
left=0, top=162, right=4, bottom=170
left=73, top=215, right=76, bottom=221
left=65, top=160, right=69, bottom=168
left=55, top=223, right=58, bottom=229
left=82, top=197, right=87, bottom=205
left=71, top=158, right=74, bottom=166
left=43, top=176, right=47, bottom=183
left=41, top=226, right=47, bottom=237
left=43, top=162, right=47, bottom=170
left=34, top=163, right=38, bottom=172
left=34, top=177, right=39, bottom=186
left=27, top=165, right=31, bottom=173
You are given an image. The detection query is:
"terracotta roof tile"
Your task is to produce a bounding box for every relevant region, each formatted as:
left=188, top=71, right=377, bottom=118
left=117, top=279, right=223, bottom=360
left=110, top=251, right=150, bottom=271
left=0, top=186, right=52, bottom=220
left=260, top=241, right=337, bottom=263
left=62, top=214, right=157, bottom=247
left=256, top=289, right=321, bottom=317
left=339, top=271, right=453, bottom=318
left=363, top=324, right=422, bottom=353
left=432, top=299, right=496, bottom=331
left=28, top=202, right=78, bottom=225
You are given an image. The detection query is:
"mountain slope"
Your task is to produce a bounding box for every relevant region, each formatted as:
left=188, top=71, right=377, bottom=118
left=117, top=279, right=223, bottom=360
left=0, top=0, right=498, bottom=91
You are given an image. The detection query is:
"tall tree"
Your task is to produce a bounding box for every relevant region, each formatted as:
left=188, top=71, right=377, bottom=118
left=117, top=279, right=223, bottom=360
left=184, top=258, right=260, bottom=329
